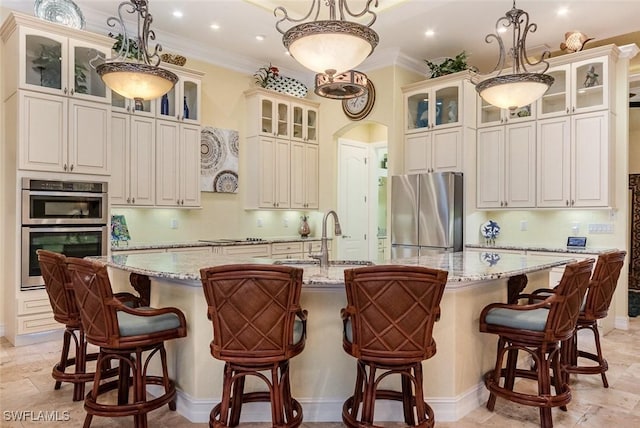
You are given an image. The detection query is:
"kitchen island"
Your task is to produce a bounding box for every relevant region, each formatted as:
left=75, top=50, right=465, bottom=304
left=98, top=250, right=576, bottom=423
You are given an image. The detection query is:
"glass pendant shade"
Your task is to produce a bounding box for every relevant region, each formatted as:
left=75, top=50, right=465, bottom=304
left=284, top=21, right=377, bottom=76
left=97, top=63, right=178, bottom=101
left=476, top=73, right=554, bottom=110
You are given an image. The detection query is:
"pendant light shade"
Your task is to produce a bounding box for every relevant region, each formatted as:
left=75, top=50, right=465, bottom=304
left=473, top=1, right=554, bottom=110
left=275, top=0, right=379, bottom=99
left=95, top=0, right=177, bottom=101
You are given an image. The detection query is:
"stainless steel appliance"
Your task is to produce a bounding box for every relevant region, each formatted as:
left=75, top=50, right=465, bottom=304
left=390, top=172, right=463, bottom=259
left=21, top=178, right=108, bottom=290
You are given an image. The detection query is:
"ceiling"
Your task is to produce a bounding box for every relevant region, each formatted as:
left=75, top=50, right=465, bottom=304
left=3, top=0, right=640, bottom=87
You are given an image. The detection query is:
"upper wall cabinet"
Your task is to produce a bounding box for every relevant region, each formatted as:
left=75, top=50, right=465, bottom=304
left=291, top=103, right=318, bottom=143
left=404, top=80, right=462, bottom=133
left=477, top=98, right=536, bottom=128
left=0, top=14, right=113, bottom=104
left=537, top=55, right=612, bottom=119
left=156, top=68, right=202, bottom=124
left=111, top=92, right=155, bottom=117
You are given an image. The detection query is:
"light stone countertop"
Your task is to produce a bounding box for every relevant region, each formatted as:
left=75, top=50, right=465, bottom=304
left=465, top=243, right=618, bottom=255
left=94, top=249, right=577, bottom=290
left=110, top=237, right=323, bottom=252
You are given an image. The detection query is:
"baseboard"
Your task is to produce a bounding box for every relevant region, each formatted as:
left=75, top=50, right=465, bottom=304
left=615, top=315, right=630, bottom=330
left=150, top=382, right=488, bottom=423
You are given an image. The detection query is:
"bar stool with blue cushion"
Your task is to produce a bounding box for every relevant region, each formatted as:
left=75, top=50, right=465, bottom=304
left=479, top=258, right=594, bottom=428
left=37, top=249, right=139, bottom=401
left=199, top=264, right=307, bottom=428
left=530, top=250, right=626, bottom=387
left=66, top=257, right=187, bottom=428
left=341, top=265, right=448, bottom=428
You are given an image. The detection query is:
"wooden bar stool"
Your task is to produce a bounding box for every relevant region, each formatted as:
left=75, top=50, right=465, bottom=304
left=531, top=251, right=626, bottom=387
left=66, top=257, right=187, bottom=428
left=341, top=265, right=448, bottom=428
left=199, top=264, right=307, bottom=428
left=479, top=259, right=594, bottom=428
left=37, top=249, right=139, bottom=401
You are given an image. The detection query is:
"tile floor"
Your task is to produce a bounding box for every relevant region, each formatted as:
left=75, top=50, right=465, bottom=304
left=1, top=319, right=639, bottom=427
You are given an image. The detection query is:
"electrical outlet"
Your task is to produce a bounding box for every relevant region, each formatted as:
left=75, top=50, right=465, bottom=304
left=257, top=218, right=263, bottom=228
left=571, top=222, right=580, bottom=235
left=170, top=219, right=178, bottom=229
left=520, top=220, right=528, bottom=231
left=283, top=218, right=289, bottom=228
left=588, top=223, right=614, bottom=234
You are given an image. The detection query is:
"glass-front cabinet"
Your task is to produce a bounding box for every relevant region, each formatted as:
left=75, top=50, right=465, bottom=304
left=404, top=81, right=461, bottom=133
left=156, top=72, right=201, bottom=124
left=292, top=103, right=318, bottom=143
left=478, top=98, right=535, bottom=127
left=111, top=92, right=155, bottom=116
left=538, top=56, right=609, bottom=119
left=22, top=28, right=110, bottom=103
left=257, top=96, right=290, bottom=138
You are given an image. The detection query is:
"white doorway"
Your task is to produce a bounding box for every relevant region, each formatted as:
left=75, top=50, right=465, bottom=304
left=337, top=139, right=370, bottom=260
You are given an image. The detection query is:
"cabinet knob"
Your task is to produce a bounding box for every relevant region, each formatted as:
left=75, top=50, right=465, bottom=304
left=571, top=199, right=575, bottom=206
left=127, top=197, right=131, bottom=203
left=63, top=163, right=68, bottom=171
left=63, top=88, right=68, bottom=95
left=132, top=197, right=136, bottom=204
left=504, top=201, right=508, bottom=207
left=566, top=200, right=569, bottom=206
left=181, top=200, right=185, bottom=205
left=69, top=164, right=74, bottom=171
left=177, top=114, right=180, bottom=120
left=127, top=106, right=131, bottom=112
left=500, top=201, right=504, bottom=207
left=566, top=108, right=570, bottom=114
left=572, top=106, right=576, bottom=113
left=70, top=89, right=75, bottom=96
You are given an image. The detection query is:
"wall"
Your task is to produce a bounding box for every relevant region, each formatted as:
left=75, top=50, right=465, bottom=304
left=0, top=7, right=5, bottom=335
left=115, top=63, right=424, bottom=245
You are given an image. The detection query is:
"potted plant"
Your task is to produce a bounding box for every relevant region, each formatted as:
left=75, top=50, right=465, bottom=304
left=424, top=51, right=476, bottom=78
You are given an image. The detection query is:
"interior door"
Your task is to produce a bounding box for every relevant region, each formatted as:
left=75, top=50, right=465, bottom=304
left=338, top=140, right=369, bottom=260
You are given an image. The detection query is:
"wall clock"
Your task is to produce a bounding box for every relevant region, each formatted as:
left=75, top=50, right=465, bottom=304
left=342, top=79, right=375, bottom=121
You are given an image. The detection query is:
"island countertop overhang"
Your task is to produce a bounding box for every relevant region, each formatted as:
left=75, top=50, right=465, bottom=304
left=93, top=249, right=578, bottom=290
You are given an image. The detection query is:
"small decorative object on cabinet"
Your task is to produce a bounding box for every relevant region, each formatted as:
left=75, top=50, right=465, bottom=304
left=160, top=53, right=186, bottom=66
left=299, top=215, right=311, bottom=238
left=183, top=96, right=189, bottom=119
left=160, top=94, right=169, bottom=115
left=34, top=0, right=85, bottom=30
left=481, top=220, right=500, bottom=245
left=424, top=51, right=474, bottom=78
left=342, top=78, right=375, bottom=120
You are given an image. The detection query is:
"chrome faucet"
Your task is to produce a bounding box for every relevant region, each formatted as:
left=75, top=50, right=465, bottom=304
left=309, top=210, right=342, bottom=267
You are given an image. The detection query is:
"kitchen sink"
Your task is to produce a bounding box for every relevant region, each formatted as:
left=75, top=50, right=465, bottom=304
left=274, top=259, right=375, bottom=267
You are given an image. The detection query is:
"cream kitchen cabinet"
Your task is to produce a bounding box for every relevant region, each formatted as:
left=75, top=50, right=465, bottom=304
left=404, top=128, right=462, bottom=174
left=111, top=92, right=155, bottom=117
left=290, top=141, right=319, bottom=209
left=271, top=242, right=304, bottom=260
left=403, top=77, right=463, bottom=133
left=155, top=120, right=201, bottom=207
left=537, top=111, right=612, bottom=208
left=110, top=112, right=156, bottom=206
left=477, top=122, right=536, bottom=209
left=537, top=52, right=615, bottom=119
left=245, top=88, right=320, bottom=210
left=155, top=66, right=202, bottom=124
left=3, top=14, right=112, bottom=104
left=291, top=102, right=318, bottom=143
left=222, top=244, right=271, bottom=258
left=477, top=98, right=535, bottom=128
left=246, top=136, right=291, bottom=209
left=17, top=90, right=110, bottom=175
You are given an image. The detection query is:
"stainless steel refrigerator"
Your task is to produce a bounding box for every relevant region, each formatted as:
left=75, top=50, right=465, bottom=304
left=391, top=172, right=463, bottom=258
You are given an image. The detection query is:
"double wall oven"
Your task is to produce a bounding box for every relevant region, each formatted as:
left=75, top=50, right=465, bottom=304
left=21, top=178, right=109, bottom=290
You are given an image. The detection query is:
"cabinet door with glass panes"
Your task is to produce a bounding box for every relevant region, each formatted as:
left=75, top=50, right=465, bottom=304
left=21, top=29, right=111, bottom=103
left=291, top=103, right=318, bottom=144
left=404, top=81, right=462, bottom=133
left=156, top=73, right=201, bottom=124
left=477, top=97, right=535, bottom=128
left=111, top=92, right=156, bottom=117
left=538, top=56, right=610, bottom=119
left=256, top=96, right=290, bottom=139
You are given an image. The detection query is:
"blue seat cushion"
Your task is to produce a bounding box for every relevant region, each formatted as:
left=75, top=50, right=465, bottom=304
left=117, top=307, right=182, bottom=337
left=293, top=319, right=304, bottom=344
left=485, top=307, right=549, bottom=332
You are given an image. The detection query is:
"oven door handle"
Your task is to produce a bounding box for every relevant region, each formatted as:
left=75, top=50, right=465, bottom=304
left=22, top=226, right=107, bottom=233
left=26, top=190, right=106, bottom=198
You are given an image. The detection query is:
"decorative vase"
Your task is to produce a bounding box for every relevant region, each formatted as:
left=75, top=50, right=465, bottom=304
left=299, top=216, right=310, bottom=238
left=183, top=96, right=189, bottom=119
left=161, top=94, right=169, bottom=115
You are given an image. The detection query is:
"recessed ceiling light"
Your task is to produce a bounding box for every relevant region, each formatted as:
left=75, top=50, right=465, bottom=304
left=285, top=51, right=291, bottom=56
left=173, top=11, right=183, bottom=18
left=256, top=35, right=265, bottom=41
left=210, top=23, right=220, bottom=30
left=557, top=7, right=569, bottom=16
left=425, top=30, right=435, bottom=37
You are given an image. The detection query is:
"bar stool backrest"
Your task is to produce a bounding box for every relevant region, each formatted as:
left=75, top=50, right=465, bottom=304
left=546, top=259, right=594, bottom=340
left=584, top=251, right=626, bottom=320
left=37, top=249, right=79, bottom=326
left=343, top=265, right=448, bottom=363
left=200, top=264, right=304, bottom=363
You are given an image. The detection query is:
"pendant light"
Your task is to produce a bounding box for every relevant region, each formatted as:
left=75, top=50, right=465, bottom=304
left=275, top=0, right=379, bottom=99
left=473, top=1, right=554, bottom=111
left=95, top=0, right=177, bottom=102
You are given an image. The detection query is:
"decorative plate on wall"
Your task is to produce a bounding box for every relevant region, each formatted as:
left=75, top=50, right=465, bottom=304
left=34, top=0, right=85, bottom=29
